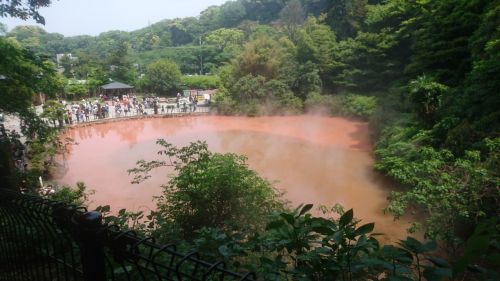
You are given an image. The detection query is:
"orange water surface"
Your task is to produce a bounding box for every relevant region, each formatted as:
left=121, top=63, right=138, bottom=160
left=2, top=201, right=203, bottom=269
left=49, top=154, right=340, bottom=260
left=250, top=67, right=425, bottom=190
left=55, top=115, right=413, bottom=242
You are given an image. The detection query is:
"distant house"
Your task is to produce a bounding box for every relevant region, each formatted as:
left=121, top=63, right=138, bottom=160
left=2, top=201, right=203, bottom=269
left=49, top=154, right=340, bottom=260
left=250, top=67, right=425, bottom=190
left=56, top=53, right=78, bottom=66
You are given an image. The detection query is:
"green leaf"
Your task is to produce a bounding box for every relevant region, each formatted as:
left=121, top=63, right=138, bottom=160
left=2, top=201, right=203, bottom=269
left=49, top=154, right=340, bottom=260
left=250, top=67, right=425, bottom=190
left=422, top=240, right=437, bottom=252
left=96, top=205, right=110, bottom=213
left=454, top=235, right=490, bottom=273
left=218, top=245, right=230, bottom=257
left=355, top=223, right=375, bottom=236
left=423, top=267, right=452, bottom=281
left=427, top=256, right=451, bottom=268
left=280, top=213, right=295, bottom=225
left=312, top=226, right=334, bottom=235
left=299, top=204, right=314, bottom=216
left=399, top=236, right=424, bottom=253
left=339, top=209, right=353, bottom=226
left=266, top=220, right=285, bottom=230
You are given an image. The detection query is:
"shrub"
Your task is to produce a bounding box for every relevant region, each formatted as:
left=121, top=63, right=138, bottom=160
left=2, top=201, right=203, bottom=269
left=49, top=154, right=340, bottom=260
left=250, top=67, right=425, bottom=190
left=47, top=182, right=92, bottom=206
left=305, top=92, right=377, bottom=120
left=128, top=140, right=285, bottom=239
left=343, top=94, right=378, bottom=120
left=212, top=88, right=238, bottom=115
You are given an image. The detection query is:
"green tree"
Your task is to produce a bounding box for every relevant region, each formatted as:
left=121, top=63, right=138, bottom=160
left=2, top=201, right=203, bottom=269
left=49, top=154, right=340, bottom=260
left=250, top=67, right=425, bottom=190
left=241, top=0, right=286, bottom=23
left=376, top=134, right=499, bottom=244
left=85, top=67, right=109, bottom=95
left=403, top=0, right=487, bottom=86
left=408, top=75, right=448, bottom=127
left=41, top=100, right=65, bottom=128
left=318, top=0, right=368, bottom=39
left=143, top=60, right=182, bottom=95
left=219, top=1, right=247, bottom=27
left=64, top=79, right=88, bottom=100
left=204, top=28, right=244, bottom=51
left=231, top=35, right=293, bottom=81
left=296, top=16, right=336, bottom=88
left=461, top=1, right=500, bottom=138
left=204, top=28, right=244, bottom=63
left=199, top=6, right=222, bottom=32
left=293, top=61, right=322, bottom=99
left=106, top=40, right=137, bottom=84
left=0, top=0, right=52, bottom=24
left=6, top=25, right=47, bottom=52
left=0, top=37, right=59, bottom=113
left=129, top=140, right=284, bottom=238
left=331, top=30, right=401, bottom=91
left=59, top=54, right=75, bottom=78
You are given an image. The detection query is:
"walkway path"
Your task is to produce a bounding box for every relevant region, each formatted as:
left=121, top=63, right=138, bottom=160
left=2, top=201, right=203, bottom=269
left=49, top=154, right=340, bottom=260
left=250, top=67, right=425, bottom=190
left=65, top=101, right=211, bottom=125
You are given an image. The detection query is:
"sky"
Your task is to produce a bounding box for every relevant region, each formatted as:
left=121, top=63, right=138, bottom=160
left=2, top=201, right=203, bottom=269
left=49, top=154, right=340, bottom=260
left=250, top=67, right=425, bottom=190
left=1, top=0, right=229, bottom=37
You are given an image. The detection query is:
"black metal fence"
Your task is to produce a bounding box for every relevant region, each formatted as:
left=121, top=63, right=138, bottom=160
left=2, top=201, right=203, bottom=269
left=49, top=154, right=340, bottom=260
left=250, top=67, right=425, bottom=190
left=0, top=189, right=256, bottom=281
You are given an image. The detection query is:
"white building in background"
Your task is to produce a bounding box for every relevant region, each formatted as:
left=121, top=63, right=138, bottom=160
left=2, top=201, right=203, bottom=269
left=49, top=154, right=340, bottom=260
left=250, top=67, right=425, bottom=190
left=56, top=53, right=78, bottom=66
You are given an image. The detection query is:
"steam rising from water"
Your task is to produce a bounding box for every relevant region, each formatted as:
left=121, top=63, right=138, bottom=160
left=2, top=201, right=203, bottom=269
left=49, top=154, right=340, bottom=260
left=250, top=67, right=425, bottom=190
left=55, top=115, right=414, bottom=242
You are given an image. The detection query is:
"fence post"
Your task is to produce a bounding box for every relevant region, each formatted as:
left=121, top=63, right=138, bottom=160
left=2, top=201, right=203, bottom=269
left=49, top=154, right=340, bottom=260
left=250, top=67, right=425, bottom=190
left=77, top=211, right=107, bottom=281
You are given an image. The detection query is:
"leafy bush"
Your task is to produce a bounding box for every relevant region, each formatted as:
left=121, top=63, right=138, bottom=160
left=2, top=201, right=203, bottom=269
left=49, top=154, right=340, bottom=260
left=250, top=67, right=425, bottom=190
left=119, top=142, right=497, bottom=280
left=259, top=79, right=303, bottom=115
left=64, top=82, right=88, bottom=100
left=128, top=140, right=285, bottom=239
left=47, top=182, right=93, bottom=206
left=214, top=77, right=303, bottom=116
left=343, top=94, right=378, bottom=120
left=375, top=124, right=500, bottom=244
left=143, top=59, right=182, bottom=95
left=305, top=92, right=377, bottom=120
left=305, top=92, right=342, bottom=113
left=189, top=204, right=480, bottom=281
left=212, top=87, right=239, bottom=115
left=408, top=75, right=448, bottom=127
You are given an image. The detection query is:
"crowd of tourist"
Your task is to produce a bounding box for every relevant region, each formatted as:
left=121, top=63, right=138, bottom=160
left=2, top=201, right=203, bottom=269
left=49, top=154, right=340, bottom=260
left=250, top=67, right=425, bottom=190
left=61, top=94, right=204, bottom=125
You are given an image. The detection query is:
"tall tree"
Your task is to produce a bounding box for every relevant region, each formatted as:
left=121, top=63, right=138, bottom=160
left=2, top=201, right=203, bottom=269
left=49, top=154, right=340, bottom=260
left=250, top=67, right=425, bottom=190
left=219, top=1, right=247, bottom=27
left=279, top=0, right=305, bottom=41
left=106, top=40, right=137, bottom=84
left=0, top=0, right=52, bottom=24
left=296, top=17, right=336, bottom=88
left=204, top=28, right=244, bottom=64
left=143, top=60, right=182, bottom=96
left=325, top=0, right=368, bottom=39
left=404, top=0, right=489, bottom=86
left=241, top=0, right=287, bottom=23
left=0, top=37, right=58, bottom=113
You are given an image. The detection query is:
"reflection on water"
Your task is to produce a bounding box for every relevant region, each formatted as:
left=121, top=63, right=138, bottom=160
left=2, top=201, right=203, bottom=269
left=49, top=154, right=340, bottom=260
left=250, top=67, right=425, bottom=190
left=56, top=115, right=413, bottom=242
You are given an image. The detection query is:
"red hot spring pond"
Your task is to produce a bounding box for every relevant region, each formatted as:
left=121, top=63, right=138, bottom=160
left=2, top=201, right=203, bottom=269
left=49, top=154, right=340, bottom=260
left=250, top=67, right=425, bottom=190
left=54, top=115, right=414, bottom=243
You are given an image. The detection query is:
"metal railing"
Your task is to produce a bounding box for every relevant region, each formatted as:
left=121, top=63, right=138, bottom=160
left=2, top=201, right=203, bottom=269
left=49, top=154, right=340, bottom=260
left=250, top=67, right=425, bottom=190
left=0, top=189, right=256, bottom=281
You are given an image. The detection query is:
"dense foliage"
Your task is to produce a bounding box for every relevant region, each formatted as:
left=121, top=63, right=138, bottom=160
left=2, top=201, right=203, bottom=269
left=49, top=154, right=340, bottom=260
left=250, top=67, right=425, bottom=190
left=128, top=141, right=285, bottom=239
left=0, top=0, right=51, bottom=24
left=141, top=59, right=182, bottom=95
left=2, top=0, right=499, bottom=279
left=122, top=142, right=498, bottom=281
left=0, top=36, right=67, bottom=191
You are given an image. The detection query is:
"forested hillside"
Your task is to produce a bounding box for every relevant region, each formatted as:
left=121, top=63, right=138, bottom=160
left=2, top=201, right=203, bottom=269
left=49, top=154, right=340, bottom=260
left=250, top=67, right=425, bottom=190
left=2, top=0, right=499, bottom=279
